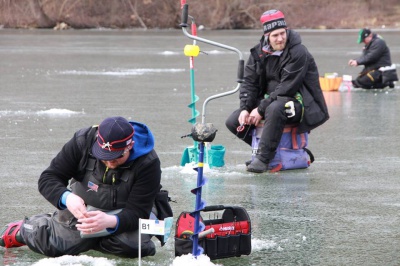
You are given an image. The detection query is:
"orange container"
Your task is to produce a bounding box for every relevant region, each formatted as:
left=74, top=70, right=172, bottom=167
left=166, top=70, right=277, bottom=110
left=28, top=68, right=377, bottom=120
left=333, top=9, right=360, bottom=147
left=319, top=77, right=343, bottom=91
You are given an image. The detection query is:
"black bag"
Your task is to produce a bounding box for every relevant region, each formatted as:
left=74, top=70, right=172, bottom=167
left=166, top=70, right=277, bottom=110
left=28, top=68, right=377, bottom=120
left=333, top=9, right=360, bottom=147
left=154, top=189, right=173, bottom=246
left=381, top=69, right=398, bottom=85
left=174, top=205, right=251, bottom=260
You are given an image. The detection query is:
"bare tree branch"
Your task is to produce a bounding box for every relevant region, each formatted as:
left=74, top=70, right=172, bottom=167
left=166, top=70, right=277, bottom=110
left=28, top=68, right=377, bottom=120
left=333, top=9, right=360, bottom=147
left=0, top=0, right=399, bottom=29
left=126, top=0, right=147, bottom=29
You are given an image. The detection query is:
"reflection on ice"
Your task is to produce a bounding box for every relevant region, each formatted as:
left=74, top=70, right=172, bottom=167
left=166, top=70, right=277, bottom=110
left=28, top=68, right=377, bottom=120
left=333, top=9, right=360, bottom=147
left=36, top=109, right=84, bottom=116
left=0, top=110, right=28, bottom=116
left=205, top=50, right=234, bottom=55
left=58, top=68, right=185, bottom=76
left=0, top=109, right=84, bottom=117
left=160, top=51, right=180, bottom=56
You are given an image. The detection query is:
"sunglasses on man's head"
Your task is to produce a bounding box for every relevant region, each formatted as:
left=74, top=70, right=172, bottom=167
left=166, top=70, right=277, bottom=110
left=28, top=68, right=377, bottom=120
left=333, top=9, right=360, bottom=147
left=103, top=147, right=129, bottom=161
left=117, top=148, right=130, bottom=159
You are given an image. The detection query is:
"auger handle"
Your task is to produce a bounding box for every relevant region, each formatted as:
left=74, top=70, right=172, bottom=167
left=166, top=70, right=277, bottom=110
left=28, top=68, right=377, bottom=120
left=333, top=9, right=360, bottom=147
left=180, top=3, right=189, bottom=27
left=237, top=59, right=244, bottom=83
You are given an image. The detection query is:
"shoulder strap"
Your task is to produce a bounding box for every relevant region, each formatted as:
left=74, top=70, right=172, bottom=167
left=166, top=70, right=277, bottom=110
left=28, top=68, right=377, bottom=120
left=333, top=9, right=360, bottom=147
left=304, top=148, right=315, bottom=163
left=78, top=125, right=99, bottom=170
left=86, top=125, right=98, bottom=153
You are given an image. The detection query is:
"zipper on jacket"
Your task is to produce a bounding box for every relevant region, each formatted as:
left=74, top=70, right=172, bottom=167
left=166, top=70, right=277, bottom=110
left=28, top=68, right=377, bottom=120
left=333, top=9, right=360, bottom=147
left=112, top=188, right=117, bottom=207
left=102, top=167, right=109, bottom=183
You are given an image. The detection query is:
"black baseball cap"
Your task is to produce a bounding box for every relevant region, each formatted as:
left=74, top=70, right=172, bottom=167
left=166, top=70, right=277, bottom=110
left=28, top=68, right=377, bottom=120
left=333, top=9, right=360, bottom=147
left=92, top=117, right=134, bottom=160
left=357, top=28, right=371, bottom=43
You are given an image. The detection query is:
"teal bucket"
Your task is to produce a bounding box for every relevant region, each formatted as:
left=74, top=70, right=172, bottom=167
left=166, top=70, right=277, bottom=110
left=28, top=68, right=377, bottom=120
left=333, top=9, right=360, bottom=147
left=206, top=144, right=225, bottom=167
left=180, top=146, right=198, bottom=166
left=180, top=144, right=225, bottom=168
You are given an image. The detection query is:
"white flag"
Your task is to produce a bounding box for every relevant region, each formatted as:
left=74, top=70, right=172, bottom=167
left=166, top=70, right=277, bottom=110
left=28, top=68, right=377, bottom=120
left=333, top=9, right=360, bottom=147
left=139, top=218, right=165, bottom=235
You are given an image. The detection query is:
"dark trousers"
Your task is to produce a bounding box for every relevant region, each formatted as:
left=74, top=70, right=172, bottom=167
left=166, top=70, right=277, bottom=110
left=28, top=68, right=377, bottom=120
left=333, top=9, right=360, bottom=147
left=20, top=210, right=156, bottom=258
left=225, top=98, right=302, bottom=163
left=355, top=69, right=385, bottom=89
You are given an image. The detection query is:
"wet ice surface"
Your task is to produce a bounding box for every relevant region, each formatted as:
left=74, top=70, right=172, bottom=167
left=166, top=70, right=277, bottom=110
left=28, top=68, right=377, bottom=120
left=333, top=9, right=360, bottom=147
left=1, top=29, right=400, bottom=265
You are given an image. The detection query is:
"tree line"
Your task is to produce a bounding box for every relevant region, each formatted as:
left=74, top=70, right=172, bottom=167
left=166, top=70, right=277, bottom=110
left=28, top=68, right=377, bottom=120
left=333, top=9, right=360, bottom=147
left=0, top=0, right=399, bottom=30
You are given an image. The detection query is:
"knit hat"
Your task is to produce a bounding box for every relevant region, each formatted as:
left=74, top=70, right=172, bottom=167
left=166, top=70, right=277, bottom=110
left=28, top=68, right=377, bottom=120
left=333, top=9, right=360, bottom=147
left=92, top=117, right=134, bottom=160
left=357, top=28, right=371, bottom=43
left=260, top=9, right=287, bottom=35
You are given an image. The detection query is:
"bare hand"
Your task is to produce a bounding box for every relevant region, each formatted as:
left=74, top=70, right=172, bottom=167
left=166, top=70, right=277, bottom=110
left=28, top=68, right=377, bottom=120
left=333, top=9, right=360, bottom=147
left=348, top=59, right=358, bottom=67
left=76, top=211, right=118, bottom=234
left=238, top=110, right=249, bottom=126
left=66, top=193, right=87, bottom=219
left=248, top=108, right=263, bottom=126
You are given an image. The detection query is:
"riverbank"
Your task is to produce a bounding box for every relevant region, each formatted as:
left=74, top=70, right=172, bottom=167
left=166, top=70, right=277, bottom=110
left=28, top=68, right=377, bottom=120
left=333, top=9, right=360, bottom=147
left=1, top=0, right=400, bottom=30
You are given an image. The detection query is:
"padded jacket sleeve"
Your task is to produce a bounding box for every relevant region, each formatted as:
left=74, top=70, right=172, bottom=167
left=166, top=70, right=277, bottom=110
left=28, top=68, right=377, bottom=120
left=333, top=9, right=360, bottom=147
left=38, top=127, right=91, bottom=208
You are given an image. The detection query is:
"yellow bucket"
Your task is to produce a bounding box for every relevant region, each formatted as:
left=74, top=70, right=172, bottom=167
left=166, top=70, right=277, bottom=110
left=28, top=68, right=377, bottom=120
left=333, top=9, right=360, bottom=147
left=319, top=77, right=343, bottom=91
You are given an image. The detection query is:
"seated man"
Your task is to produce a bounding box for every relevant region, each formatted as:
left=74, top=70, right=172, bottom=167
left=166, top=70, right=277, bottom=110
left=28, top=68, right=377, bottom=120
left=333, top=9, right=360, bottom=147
left=225, top=9, right=329, bottom=173
left=348, top=28, right=397, bottom=89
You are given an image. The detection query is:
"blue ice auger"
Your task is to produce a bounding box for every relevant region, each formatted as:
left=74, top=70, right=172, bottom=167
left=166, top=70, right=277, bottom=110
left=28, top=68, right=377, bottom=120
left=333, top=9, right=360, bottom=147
left=179, top=0, right=244, bottom=257
left=180, top=12, right=200, bottom=167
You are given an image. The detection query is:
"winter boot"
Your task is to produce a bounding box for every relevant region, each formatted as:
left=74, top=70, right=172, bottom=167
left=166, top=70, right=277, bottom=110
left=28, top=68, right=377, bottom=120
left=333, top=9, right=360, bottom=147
left=247, top=158, right=269, bottom=173
left=0, top=220, right=25, bottom=248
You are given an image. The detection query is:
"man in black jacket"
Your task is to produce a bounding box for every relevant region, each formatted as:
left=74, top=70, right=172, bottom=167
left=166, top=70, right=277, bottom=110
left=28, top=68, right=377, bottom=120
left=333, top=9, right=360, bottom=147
left=226, top=9, right=329, bottom=173
left=348, top=28, right=396, bottom=89
left=0, top=116, right=171, bottom=258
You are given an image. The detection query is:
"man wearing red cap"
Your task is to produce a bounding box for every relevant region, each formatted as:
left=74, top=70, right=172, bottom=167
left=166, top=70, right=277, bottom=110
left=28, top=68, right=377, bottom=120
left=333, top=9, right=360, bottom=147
left=0, top=116, right=172, bottom=258
left=226, top=9, right=329, bottom=173
left=348, top=28, right=397, bottom=89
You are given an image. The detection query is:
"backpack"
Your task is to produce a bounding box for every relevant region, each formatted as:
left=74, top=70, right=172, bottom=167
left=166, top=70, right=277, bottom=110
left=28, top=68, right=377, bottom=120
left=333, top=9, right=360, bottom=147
left=252, top=124, right=314, bottom=172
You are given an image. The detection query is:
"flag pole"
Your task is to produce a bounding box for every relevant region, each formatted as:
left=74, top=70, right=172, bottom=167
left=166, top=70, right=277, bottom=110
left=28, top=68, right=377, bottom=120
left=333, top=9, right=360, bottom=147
left=138, top=218, right=142, bottom=266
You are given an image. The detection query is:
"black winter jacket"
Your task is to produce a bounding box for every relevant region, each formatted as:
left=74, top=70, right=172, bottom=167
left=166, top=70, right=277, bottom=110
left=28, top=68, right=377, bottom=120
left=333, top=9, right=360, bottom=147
left=38, top=126, right=161, bottom=235
left=239, top=29, right=329, bottom=133
left=356, top=33, right=392, bottom=73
